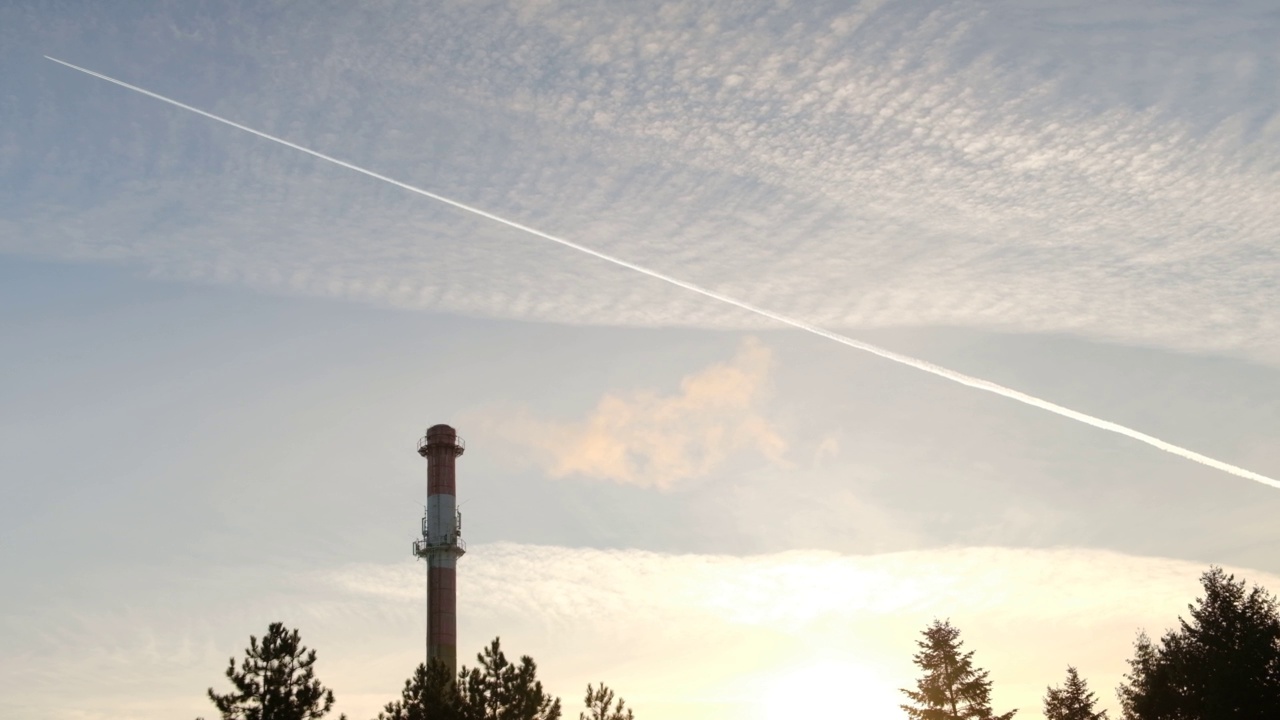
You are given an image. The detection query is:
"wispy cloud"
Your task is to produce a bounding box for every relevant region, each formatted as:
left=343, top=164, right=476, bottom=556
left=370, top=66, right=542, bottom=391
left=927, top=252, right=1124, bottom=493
left=471, top=337, right=785, bottom=488
left=325, top=543, right=1280, bottom=719
left=10, top=544, right=1280, bottom=720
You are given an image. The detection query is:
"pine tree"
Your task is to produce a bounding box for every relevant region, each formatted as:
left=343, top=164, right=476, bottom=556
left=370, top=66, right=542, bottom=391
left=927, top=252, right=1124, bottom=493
left=377, top=660, right=461, bottom=720
left=580, top=683, right=633, bottom=720
left=457, top=638, right=562, bottom=720
left=1117, top=566, right=1280, bottom=720
left=200, top=622, right=342, bottom=720
left=1043, top=667, right=1106, bottom=720
left=899, top=619, right=1016, bottom=720
left=1115, top=632, right=1172, bottom=720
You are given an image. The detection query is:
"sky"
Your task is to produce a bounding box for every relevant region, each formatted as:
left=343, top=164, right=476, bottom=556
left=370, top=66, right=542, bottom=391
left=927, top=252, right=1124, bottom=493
left=2, top=1, right=1280, bottom=718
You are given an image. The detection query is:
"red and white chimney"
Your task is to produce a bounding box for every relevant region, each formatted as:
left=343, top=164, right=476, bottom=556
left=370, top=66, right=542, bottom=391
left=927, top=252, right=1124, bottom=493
left=412, top=424, right=466, bottom=672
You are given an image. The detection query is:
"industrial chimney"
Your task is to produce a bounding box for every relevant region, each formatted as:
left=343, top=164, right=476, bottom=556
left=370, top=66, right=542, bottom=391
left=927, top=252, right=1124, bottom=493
left=412, top=424, right=466, bottom=672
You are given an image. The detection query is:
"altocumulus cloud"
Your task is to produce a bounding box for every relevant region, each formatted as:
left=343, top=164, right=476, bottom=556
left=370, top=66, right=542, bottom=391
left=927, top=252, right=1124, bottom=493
left=8, top=0, right=1280, bottom=363
left=469, top=337, right=786, bottom=489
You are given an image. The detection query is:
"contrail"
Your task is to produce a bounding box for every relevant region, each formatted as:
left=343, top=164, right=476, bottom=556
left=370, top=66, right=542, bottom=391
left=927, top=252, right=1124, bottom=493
left=45, top=55, right=1279, bottom=490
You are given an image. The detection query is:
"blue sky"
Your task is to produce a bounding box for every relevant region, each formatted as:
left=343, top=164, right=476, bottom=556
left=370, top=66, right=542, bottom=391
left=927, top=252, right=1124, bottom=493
left=3, top=1, right=1280, bottom=719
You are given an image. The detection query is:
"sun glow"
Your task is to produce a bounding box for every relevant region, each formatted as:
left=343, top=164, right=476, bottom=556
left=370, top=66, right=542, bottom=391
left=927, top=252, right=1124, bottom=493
left=756, top=659, right=900, bottom=720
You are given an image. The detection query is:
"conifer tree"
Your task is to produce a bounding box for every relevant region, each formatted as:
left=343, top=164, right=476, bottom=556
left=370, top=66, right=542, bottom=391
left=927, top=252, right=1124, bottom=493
left=899, top=619, right=1016, bottom=720
left=1117, top=566, right=1280, bottom=720
left=580, top=683, right=633, bottom=720
left=1043, top=667, right=1106, bottom=720
left=200, top=622, right=342, bottom=720
left=457, top=638, right=561, bottom=720
left=377, top=660, right=461, bottom=720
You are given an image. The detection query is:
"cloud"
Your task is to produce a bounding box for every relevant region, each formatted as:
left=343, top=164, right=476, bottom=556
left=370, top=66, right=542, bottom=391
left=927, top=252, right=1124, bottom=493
left=11, top=543, right=1280, bottom=720
left=813, top=433, right=840, bottom=465
left=473, top=337, right=786, bottom=488
left=323, top=543, right=1280, bottom=719
left=6, top=0, right=1280, bottom=363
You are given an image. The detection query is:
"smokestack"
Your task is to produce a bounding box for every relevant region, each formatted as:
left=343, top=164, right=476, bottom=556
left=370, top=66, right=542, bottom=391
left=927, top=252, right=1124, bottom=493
left=412, top=424, right=466, bottom=673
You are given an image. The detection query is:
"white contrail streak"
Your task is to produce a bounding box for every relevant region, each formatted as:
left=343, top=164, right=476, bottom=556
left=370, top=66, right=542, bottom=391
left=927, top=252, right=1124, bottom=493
left=45, top=55, right=1279, bottom=490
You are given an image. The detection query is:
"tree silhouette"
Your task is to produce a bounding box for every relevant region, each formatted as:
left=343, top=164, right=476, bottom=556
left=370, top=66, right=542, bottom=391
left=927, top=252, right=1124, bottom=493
left=200, top=621, right=342, bottom=720
left=900, top=619, right=1016, bottom=720
left=580, top=683, right=633, bottom=720
left=1118, top=566, right=1280, bottom=720
left=457, top=638, right=562, bottom=720
left=377, top=660, right=461, bottom=720
left=1043, top=667, right=1106, bottom=720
